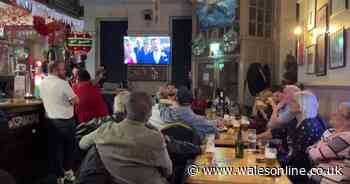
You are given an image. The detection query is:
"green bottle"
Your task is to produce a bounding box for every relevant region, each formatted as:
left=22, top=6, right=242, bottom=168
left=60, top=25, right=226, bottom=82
left=235, top=128, right=244, bottom=158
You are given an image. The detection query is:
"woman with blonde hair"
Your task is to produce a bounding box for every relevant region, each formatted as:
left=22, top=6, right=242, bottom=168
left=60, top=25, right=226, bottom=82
left=113, top=91, right=130, bottom=122
left=281, top=91, right=326, bottom=183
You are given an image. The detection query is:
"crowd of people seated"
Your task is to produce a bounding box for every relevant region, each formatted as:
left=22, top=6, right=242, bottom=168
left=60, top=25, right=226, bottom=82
left=252, top=85, right=350, bottom=183
left=38, top=62, right=349, bottom=184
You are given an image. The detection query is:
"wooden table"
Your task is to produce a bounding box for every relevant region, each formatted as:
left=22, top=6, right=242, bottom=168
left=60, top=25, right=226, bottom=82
left=187, top=148, right=292, bottom=184
left=215, top=129, right=250, bottom=147
left=215, top=131, right=235, bottom=147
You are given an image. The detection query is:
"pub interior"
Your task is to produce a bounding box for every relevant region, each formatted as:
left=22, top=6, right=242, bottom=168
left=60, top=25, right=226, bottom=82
left=0, top=0, right=350, bottom=184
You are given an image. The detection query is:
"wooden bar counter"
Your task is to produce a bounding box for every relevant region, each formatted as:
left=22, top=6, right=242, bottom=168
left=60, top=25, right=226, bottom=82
left=0, top=98, right=48, bottom=184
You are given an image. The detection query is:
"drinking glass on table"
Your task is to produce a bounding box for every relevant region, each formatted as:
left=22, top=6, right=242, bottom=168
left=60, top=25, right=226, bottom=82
left=232, top=119, right=240, bottom=132
left=257, top=139, right=266, bottom=154
left=240, top=116, right=250, bottom=131
left=247, top=129, right=257, bottom=151
left=204, top=134, right=216, bottom=164
left=265, top=142, right=278, bottom=166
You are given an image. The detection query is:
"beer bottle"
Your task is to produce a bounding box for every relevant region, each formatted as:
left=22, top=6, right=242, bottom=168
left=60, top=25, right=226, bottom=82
left=235, top=128, right=244, bottom=158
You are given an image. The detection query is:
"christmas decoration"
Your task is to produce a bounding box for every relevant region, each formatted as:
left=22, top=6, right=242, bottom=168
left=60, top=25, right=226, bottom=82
left=14, top=0, right=84, bottom=31
left=65, top=32, right=93, bottom=55
left=192, top=33, right=207, bottom=56
left=223, top=28, right=238, bottom=53
left=0, top=2, right=31, bottom=26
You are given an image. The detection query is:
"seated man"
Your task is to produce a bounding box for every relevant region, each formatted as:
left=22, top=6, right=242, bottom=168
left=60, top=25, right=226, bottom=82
left=308, top=102, right=350, bottom=162
left=257, top=85, right=301, bottom=140
left=80, top=92, right=172, bottom=184
left=160, top=87, right=220, bottom=144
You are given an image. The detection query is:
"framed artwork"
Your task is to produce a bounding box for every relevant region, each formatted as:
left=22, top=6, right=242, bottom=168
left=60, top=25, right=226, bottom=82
left=330, top=0, right=348, bottom=15
left=316, top=34, right=328, bottom=76
left=307, top=0, right=317, bottom=30
left=330, top=28, right=346, bottom=69
left=316, top=4, right=329, bottom=33
left=306, top=45, right=316, bottom=74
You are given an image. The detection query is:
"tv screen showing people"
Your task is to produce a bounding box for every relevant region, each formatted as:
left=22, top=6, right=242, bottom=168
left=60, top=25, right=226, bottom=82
left=123, top=36, right=171, bottom=65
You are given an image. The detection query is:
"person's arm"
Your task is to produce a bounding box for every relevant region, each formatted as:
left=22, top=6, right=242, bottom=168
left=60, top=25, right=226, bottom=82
left=63, top=81, right=79, bottom=105
left=79, top=129, right=98, bottom=150
left=308, top=132, right=350, bottom=162
left=256, top=129, right=272, bottom=140
left=267, top=105, right=293, bottom=129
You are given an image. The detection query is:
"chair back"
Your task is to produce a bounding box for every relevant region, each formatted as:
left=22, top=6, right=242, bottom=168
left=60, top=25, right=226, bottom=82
left=160, top=123, right=200, bottom=145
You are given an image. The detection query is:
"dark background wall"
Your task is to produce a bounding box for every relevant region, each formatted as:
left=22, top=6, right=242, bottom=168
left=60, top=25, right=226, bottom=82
left=100, top=21, right=128, bottom=83
left=171, top=18, right=192, bottom=88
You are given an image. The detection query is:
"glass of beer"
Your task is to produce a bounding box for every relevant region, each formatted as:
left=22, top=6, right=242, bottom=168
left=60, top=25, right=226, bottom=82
left=265, top=147, right=277, bottom=166
left=204, top=134, right=216, bottom=165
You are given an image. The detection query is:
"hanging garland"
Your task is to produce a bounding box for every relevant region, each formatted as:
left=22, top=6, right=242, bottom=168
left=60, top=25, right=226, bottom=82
left=13, top=0, right=84, bottom=31
left=223, top=29, right=238, bottom=53
left=0, top=2, right=31, bottom=26
left=192, top=33, right=207, bottom=56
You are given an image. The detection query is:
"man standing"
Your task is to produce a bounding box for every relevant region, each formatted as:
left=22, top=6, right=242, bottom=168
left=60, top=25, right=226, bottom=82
left=40, top=62, right=79, bottom=184
left=151, top=38, right=169, bottom=64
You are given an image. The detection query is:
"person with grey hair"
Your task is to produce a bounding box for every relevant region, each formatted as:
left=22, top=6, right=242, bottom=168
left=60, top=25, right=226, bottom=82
left=308, top=102, right=350, bottom=162
left=267, top=85, right=301, bottom=128
left=280, top=91, right=326, bottom=183
left=257, top=85, right=301, bottom=140
left=79, top=91, right=172, bottom=184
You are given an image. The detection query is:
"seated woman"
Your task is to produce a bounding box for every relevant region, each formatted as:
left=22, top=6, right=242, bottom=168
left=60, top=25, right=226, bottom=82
left=73, top=70, right=109, bottom=124
left=308, top=102, right=350, bottom=163
left=113, top=91, right=130, bottom=122
left=280, top=91, right=326, bottom=183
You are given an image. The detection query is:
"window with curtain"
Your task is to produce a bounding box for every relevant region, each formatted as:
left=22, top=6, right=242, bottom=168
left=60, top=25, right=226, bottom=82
left=249, top=0, right=273, bottom=38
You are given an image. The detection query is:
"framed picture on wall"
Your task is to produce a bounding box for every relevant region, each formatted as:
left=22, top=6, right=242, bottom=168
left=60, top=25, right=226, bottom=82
left=316, top=4, right=329, bottom=33
left=307, top=0, right=317, bottom=30
left=330, top=28, right=346, bottom=69
left=316, top=34, right=328, bottom=76
left=330, top=0, right=348, bottom=15
left=306, top=45, right=316, bottom=74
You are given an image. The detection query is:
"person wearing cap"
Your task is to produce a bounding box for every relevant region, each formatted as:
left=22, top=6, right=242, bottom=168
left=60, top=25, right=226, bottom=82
left=159, top=86, right=220, bottom=144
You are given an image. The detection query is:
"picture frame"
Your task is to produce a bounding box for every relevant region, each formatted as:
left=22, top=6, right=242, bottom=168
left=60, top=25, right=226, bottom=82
left=306, top=45, right=316, bottom=74
left=330, top=28, right=346, bottom=69
left=316, top=4, right=329, bottom=33
left=307, top=0, right=317, bottom=30
left=315, top=34, right=328, bottom=76
left=330, top=0, right=348, bottom=16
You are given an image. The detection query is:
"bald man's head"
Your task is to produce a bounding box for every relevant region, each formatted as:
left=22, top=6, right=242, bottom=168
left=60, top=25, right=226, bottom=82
left=125, top=91, right=153, bottom=122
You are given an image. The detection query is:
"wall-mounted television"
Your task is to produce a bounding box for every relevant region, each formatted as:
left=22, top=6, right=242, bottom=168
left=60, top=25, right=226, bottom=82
left=123, top=36, right=171, bottom=65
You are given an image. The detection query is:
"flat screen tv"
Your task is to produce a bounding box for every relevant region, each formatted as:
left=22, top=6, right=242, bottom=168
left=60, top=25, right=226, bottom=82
left=123, top=36, right=171, bottom=65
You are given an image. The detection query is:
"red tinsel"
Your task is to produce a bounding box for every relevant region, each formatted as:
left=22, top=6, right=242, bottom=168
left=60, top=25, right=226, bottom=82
left=33, top=16, right=48, bottom=36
